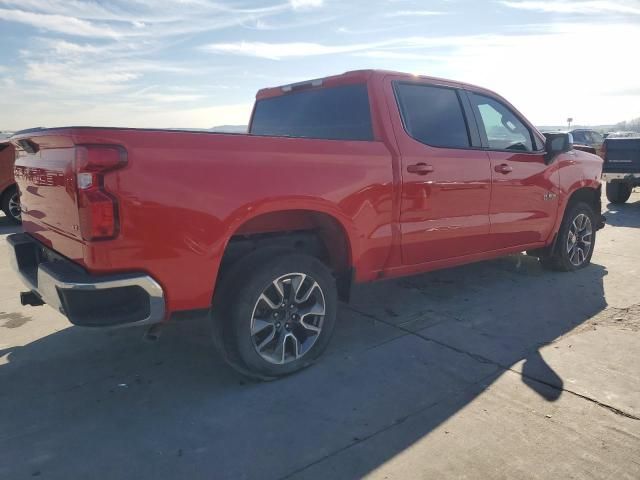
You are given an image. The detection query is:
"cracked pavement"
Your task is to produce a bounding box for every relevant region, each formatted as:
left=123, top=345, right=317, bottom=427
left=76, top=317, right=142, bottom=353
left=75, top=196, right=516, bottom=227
left=1, top=191, right=639, bottom=479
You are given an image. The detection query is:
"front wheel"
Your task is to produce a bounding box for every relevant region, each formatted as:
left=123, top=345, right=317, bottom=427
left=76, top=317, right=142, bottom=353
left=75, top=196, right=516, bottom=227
left=212, top=251, right=337, bottom=379
left=606, top=182, right=631, bottom=204
left=541, top=202, right=596, bottom=272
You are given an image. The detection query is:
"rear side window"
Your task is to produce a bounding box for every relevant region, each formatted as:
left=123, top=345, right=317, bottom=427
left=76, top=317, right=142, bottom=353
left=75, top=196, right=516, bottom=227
left=394, top=83, right=470, bottom=148
left=250, top=84, right=373, bottom=141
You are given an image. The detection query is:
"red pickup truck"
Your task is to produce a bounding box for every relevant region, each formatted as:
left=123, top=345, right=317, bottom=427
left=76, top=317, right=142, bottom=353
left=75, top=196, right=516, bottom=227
left=7, top=70, right=604, bottom=378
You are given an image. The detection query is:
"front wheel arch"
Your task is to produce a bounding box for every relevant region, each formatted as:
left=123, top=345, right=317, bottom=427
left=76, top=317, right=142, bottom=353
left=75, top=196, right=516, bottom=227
left=541, top=201, right=597, bottom=271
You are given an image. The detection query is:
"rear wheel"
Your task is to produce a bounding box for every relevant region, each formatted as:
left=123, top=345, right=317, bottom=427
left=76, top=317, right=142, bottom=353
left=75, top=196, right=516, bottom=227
left=606, top=182, right=632, bottom=204
left=211, top=250, right=337, bottom=379
left=540, top=202, right=596, bottom=272
left=1, top=186, right=21, bottom=224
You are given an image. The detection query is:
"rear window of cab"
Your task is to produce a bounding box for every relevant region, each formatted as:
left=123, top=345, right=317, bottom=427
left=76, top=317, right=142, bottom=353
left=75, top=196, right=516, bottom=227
left=250, top=84, right=373, bottom=141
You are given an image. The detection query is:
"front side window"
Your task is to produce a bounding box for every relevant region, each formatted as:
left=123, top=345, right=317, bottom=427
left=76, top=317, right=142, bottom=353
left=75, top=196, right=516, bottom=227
left=588, top=131, right=604, bottom=144
left=394, top=83, right=470, bottom=148
left=250, top=83, right=373, bottom=141
left=470, top=93, right=533, bottom=152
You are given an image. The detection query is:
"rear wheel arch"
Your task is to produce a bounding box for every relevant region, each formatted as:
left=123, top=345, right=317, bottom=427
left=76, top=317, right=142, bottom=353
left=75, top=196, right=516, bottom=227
left=216, top=209, right=356, bottom=302
left=1, top=183, right=21, bottom=224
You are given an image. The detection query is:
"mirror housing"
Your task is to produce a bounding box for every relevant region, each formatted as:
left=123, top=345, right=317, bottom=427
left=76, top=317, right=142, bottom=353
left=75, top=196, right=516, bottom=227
left=543, top=133, right=572, bottom=164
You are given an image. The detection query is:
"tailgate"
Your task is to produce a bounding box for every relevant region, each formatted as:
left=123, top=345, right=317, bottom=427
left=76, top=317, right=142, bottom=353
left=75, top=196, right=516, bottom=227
left=603, top=138, right=640, bottom=173
left=13, top=133, right=83, bottom=242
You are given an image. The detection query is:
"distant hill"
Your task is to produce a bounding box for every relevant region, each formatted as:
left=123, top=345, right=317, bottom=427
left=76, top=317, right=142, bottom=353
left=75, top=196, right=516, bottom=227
left=209, top=125, right=247, bottom=133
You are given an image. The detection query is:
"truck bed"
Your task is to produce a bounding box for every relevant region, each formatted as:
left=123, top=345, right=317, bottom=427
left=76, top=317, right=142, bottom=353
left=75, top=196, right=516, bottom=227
left=11, top=126, right=394, bottom=314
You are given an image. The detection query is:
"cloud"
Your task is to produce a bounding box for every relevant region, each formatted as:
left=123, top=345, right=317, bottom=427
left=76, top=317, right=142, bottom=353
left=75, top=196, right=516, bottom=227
left=203, top=21, right=640, bottom=124
left=202, top=40, right=387, bottom=60
left=0, top=8, right=120, bottom=37
left=201, top=35, right=504, bottom=60
left=289, top=0, right=324, bottom=9
left=201, top=35, right=485, bottom=60
left=501, top=1, right=640, bottom=15
left=0, top=1, right=291, bottom=40
left=385, top=10, right=447, bottom=17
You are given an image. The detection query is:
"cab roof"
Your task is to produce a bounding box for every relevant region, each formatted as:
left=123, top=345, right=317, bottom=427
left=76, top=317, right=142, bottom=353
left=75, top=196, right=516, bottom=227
left=255, top=69, right=483, bottom=100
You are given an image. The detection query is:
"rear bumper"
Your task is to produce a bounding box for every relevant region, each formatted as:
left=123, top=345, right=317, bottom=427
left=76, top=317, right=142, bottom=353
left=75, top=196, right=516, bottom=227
left=6, top=233, right=165, bottom=327
left=602, top=172, right=640, bottom=183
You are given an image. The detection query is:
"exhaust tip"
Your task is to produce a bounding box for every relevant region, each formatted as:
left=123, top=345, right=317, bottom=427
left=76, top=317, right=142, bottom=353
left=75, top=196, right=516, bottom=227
left=143, top=324, right=163, bottom=342
left=20, top=291, right=44, bottom=307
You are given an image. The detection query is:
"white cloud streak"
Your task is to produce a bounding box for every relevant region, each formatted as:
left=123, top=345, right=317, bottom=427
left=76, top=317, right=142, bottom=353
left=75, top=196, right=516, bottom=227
left=501, top=0, right=640, bottom=15
left=0, top=8, right=120, bottom=37
left=289, top=0, right=324, bottom=9
left=385, top=10, right=447, bottom=17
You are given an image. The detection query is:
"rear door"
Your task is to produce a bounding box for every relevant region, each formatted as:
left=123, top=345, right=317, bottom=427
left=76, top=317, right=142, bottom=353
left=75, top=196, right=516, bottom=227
left=466, top=91, right=558, bottom=249
left=386, top=79, right=492, bottom=265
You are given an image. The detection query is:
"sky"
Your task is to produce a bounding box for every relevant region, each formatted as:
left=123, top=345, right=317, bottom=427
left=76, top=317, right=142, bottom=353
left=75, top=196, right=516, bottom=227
left=1, top=0, right=639, bottom=131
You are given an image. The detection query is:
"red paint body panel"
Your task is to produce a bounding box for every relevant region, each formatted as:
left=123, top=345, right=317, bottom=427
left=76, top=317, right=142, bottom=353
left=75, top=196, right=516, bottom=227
left=10, top=70, right=603, bottom=319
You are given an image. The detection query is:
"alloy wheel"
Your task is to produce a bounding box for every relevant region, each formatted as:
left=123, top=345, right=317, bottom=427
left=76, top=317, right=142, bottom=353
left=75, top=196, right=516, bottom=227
left=566, top=213, right=592, bottom=266
left=8, top=192, right=21, bottom=222
left=250, top=273, right=326, bottom=365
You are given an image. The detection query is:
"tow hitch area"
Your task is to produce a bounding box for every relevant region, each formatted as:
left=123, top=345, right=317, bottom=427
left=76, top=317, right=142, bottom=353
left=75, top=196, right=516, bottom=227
left=20, top=291, right=45, bottom=307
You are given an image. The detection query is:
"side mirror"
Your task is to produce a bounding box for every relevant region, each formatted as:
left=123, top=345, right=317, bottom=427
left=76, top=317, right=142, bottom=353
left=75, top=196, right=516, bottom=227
left=543, top=133, right=572, bottom=164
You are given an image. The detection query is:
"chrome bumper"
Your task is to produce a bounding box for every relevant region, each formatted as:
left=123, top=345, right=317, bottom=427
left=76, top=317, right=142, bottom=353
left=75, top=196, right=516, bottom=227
left=6, top=233, right=165, bottom=327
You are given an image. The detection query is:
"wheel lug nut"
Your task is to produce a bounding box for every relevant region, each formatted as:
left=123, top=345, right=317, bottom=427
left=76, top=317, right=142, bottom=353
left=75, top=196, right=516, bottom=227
left=276, top=322, right=281, bottom=328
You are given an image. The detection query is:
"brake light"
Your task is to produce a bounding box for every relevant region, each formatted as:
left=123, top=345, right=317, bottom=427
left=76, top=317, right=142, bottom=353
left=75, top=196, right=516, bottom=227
left=75, top=145, right=127, bottom=241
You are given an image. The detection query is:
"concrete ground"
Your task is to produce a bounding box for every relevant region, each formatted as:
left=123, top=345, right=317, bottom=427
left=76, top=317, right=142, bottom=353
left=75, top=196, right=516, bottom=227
left=1, top=192, right=639, bottom=480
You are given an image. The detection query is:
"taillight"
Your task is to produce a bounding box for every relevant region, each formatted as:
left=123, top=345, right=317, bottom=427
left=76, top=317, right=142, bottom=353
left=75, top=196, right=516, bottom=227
left=75, top=145, right=127, bottom=241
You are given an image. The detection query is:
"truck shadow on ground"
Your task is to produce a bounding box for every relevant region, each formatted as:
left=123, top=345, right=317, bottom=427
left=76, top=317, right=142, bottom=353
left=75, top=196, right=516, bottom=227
left=0, top=215, right=22, bottom=234
left=0, top=251, right=607, bottom=479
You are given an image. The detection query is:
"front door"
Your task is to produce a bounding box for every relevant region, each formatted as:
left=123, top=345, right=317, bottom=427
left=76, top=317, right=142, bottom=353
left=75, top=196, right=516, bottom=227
left=388, top=79, right=492, bottom=265
left=467, top=91, right=558, bottom=249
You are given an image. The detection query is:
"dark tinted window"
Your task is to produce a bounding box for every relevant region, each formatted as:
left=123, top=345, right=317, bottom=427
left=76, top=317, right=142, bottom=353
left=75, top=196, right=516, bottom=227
left=394, top=83, right=470, bottom=148
left=250, top=84, right=373, bottom=141
left=572, top=131, right=587, bottom=144
left=470, top=93, right=533, bottom=152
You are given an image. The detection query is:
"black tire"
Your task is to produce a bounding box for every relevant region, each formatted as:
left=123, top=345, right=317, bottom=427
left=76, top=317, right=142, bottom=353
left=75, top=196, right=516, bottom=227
left=211, top=250, right=337, bottom=379
left=606, top=182, right=631, bottom=204
left=1, top=185, right=21, bottom=224
left=541, top=201, right=596, bottom=272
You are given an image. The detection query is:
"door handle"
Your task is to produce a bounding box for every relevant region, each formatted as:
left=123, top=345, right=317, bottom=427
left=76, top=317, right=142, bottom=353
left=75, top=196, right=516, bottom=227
left=494, top=164, right=513, bottom=174
left=407, top=163, right=434, bottom=175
